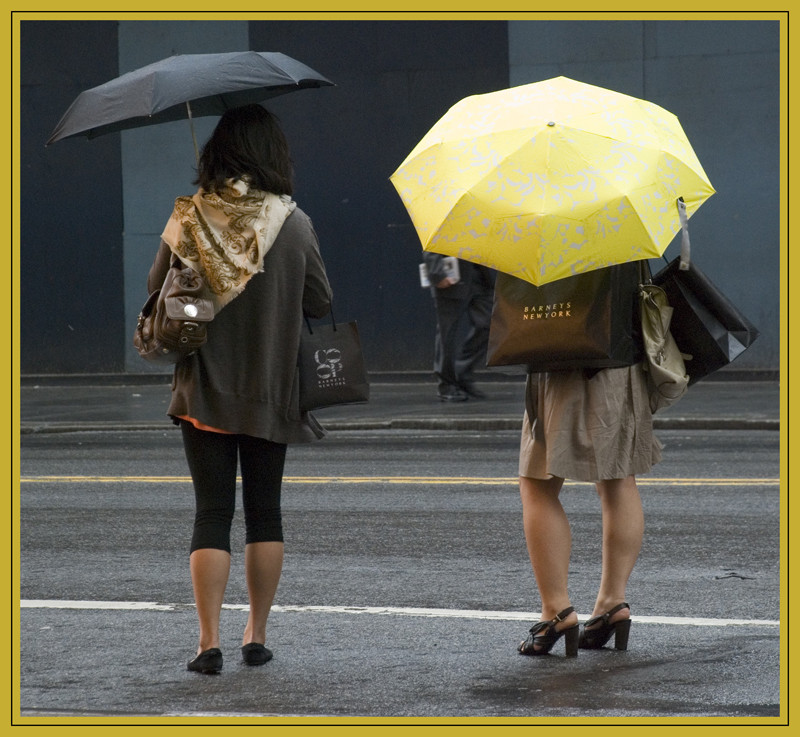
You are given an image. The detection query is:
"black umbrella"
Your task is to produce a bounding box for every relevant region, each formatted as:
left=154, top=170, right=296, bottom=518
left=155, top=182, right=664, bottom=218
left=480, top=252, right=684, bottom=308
left=46, top=50, right=334, bottom=154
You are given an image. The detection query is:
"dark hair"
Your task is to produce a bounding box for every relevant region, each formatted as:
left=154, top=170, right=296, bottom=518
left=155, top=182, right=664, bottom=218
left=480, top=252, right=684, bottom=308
left=195, top=104, right=294, bottom=196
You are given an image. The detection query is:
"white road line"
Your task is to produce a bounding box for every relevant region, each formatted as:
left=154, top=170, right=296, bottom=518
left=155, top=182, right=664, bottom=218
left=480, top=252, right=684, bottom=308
left=20, top=600, right=779, bottom=627
left=20, top=475, right=780, bottom=486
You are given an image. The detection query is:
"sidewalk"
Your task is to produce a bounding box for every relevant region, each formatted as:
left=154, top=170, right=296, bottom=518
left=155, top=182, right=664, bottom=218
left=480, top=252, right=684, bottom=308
left=19, top=372, right=780, bottom=433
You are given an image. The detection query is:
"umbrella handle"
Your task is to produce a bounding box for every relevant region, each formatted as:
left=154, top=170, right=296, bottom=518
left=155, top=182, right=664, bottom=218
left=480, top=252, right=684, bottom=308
left=676, top=197, right=691, bottom=271
left=186, top=101, right=199, bottom=166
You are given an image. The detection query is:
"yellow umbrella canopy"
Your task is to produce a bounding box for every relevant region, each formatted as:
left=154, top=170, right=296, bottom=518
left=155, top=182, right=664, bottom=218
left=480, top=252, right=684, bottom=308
left=390, top=76, right=715, bottom=286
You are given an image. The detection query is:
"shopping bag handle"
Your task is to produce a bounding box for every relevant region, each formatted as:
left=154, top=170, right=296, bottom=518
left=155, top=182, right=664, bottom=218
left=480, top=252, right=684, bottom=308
left=304, top=306, right=338, bottom=335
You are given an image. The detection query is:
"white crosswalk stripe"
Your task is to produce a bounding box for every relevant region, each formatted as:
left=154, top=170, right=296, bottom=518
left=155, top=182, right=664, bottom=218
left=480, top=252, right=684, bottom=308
left=20, top=599, right=779, bottom=627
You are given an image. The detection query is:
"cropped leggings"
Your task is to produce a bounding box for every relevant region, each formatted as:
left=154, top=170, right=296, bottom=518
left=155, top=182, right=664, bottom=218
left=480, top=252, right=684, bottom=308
left=180, top=421, right=287, bottom=554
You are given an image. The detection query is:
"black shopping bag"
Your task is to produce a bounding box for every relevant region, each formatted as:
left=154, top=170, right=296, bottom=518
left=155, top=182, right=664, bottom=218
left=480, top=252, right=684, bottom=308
left=487, top=262, right=641, bottom=372
left=652, top=258, right=759, bottom=384
left=298, top=315, right=370, bottom=411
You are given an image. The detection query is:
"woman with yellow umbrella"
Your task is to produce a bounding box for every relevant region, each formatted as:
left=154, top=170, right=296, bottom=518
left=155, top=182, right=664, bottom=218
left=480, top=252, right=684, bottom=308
left=391, top=77, right=714, bottom=656
left=515, top=365, right=660, bottom=655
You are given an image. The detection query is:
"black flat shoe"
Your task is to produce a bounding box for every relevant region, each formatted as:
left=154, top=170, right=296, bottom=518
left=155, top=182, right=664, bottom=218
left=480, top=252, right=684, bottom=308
left=518, top=606, right=578, bottom=657
left=241, top=642, right=273, bottom=665
left=187, top=647, right=222, bottom=674
left=579, top=602, right=631, bottom=650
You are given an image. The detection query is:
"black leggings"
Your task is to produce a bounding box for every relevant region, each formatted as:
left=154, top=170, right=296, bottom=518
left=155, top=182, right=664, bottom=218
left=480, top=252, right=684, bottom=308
left=180, top=421, right=287, bottom=554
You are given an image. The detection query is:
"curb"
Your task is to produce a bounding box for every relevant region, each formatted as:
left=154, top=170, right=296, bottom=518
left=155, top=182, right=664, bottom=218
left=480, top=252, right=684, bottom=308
left=19, top=418, right=779, bottom=434
left=20, top=369, right=780, bottom=386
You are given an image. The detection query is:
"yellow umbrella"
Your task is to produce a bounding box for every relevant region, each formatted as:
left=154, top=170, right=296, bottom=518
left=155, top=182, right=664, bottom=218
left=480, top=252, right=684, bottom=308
left=390, top=76, right=715, bottom=286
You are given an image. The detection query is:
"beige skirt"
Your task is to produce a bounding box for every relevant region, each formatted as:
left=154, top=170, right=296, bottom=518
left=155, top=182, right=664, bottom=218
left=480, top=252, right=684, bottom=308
left=519, top=364, right=662, bottom=482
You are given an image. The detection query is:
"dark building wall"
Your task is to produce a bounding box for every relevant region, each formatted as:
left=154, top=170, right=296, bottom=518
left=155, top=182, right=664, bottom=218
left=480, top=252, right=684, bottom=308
left=20, top=21, right=125, bottom=373
left=248, top=21, right=510, bottom=369
left=19, top=19, right=779, bottom=374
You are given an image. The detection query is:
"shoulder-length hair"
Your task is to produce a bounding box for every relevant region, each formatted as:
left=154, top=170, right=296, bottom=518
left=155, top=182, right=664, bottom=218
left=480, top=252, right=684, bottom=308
left=195, top=104, right=294, bottom=196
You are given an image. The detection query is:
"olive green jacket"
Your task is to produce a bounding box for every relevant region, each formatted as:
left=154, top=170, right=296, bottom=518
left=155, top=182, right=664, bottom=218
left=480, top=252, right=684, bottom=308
left=148, top=207, right=332, bottom=443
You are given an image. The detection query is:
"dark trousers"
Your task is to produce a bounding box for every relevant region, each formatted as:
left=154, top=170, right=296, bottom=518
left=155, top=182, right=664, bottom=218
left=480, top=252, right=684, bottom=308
left=180, top=421, right=287, bottom=554
left=432, top=288, right=493, bottom=392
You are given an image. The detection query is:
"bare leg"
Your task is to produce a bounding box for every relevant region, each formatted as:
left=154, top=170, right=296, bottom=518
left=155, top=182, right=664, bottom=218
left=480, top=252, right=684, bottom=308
left=519, top=475, right=577, bottom=632
left=242, top=541, right=284, bottom=646
left=589, top=475, right=643, bottom=622
left=190, top=548, right=231, bottom=653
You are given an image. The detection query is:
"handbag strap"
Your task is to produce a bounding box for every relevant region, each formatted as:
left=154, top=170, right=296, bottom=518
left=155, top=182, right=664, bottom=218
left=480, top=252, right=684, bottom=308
left=639, top=258, right=653, bottom=286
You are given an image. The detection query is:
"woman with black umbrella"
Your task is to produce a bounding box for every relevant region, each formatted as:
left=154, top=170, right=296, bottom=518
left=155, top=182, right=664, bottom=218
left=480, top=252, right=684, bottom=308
left=146, top=104, right=332, bottom=673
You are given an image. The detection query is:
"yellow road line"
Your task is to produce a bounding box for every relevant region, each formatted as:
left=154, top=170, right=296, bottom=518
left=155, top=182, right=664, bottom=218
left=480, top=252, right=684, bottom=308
left=20, top=475, right=780, bottom=486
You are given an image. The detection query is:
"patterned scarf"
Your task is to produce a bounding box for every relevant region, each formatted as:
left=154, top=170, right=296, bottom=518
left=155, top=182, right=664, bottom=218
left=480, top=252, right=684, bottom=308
left=161, top=179, right=296, bottom=311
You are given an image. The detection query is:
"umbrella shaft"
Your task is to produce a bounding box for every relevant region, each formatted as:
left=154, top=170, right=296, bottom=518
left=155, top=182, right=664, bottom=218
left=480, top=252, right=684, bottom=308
left=186, top=101, right=199, bottom=165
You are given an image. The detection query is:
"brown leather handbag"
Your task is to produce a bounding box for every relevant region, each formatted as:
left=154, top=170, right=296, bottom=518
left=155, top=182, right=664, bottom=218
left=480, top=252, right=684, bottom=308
left=133, top=256, right=215, bottom=364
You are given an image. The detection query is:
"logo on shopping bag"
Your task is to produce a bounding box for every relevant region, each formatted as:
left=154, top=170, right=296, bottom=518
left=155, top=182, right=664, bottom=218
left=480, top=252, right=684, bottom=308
left=313, top=348, right=347, bottom=387
left=523, top=302, right=572, bottom=320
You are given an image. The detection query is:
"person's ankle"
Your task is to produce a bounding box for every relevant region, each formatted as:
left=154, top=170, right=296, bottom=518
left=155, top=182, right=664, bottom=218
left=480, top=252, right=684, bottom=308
left=242, top=629, right=266, bottom=646
left=542, top=606, right=578, bottom=630
left=590, top=601, right=630, bottom=622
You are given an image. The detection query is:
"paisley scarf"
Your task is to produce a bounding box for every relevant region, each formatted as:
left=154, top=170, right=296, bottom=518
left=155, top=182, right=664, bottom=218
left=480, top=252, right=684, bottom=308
left=161, top=178, right=296, bottom=311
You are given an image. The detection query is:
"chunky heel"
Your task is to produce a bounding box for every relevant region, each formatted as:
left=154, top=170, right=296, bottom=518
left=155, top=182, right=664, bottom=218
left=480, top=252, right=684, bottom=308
left=578, top=602, right=631, bottom=650
left=519, top=606, right=579, bottom=657
left=563, top=623, right=579, bottom=657
left=613, top=618, right=631, bottom=650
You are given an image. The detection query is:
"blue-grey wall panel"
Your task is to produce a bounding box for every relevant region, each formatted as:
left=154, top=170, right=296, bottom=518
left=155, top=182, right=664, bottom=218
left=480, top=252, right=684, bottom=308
left=652, top=21, right=780, bottom=369
left=117, top=21, right=250, bottom=372
left=508, top=19, right=780, bottom=369
left=21, top=21, right=125, bottom=373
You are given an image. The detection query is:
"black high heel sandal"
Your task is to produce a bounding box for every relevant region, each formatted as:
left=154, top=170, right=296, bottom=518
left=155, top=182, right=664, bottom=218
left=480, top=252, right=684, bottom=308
left=518, top=606, right=579, bottom=657
left=578, top=602, right=631, bottom=650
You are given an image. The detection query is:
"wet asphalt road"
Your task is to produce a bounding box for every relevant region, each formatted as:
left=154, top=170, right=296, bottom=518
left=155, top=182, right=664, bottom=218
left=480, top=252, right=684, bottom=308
left=18, top=423, right=781, bottom=723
